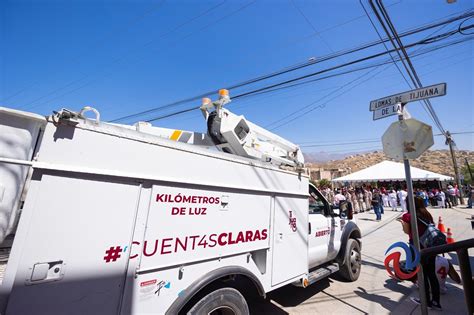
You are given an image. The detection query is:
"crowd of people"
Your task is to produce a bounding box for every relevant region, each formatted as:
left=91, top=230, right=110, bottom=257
left=319, top=183, right=466, bottom=221
left=319, top=184, right=468, bottom=311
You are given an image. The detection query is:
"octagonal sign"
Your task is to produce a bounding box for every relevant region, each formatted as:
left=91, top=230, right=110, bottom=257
left=382, top=118, right=434, bottom=161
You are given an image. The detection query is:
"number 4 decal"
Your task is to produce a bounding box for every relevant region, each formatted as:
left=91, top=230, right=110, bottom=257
left=437, top=266, right=447, bottom=279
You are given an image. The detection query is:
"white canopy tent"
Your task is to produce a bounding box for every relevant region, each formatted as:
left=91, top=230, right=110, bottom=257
left=332, top=160, right=453, bottom=183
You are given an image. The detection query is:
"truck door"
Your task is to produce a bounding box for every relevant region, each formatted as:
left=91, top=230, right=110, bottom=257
left=5, top=173, right=141, bottom=315
left=308, top=185, right=333, bottom=269
left=271, top=196, right=308, bottom=286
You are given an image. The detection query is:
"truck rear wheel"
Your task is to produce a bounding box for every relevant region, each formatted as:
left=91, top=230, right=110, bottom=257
left=338, top=238, right=361, bottom=282
left=187, top=287, right=249, bottom=315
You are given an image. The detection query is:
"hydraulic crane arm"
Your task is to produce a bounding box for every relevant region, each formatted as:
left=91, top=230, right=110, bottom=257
left=200, top=89, right=304, bottom=167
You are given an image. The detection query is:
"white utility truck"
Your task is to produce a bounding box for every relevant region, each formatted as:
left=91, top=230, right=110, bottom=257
left=0, top=90, right=361, bottom=314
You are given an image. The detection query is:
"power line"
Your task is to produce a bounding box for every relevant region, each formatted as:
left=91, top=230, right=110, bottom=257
left=444, top=131, right=474, bottom=136
left=19, top=0, right=230, bottom=110
left=144, top=33, right=474, bottom=123
left=231, top=27, right=472, bottom=100
left=145, top=39, right=474, bottom=125
left=282, top=2, right=471, bottom=52
left=301, top=140, right=381, bottom=148
left=1, top=0, right=167, bottom=103
left=298, top=131, right=473, bottom=147
left=267, top=65, right=390, bottom=130
left=372, top=0, right=468, bottom=204
left=298, top=137, right=380, bottom=144
left=110, top=10, right=473, bottom=123
left=360, top=0, right=458, bottom=130
left=360, top=0, right=412, bottom=89
left=290, top=0, right=339, bottom=57
left=305, top=145, right=383, bottom=154
left=372, top=0, right=447, bottom=135
left=14, top=0, right=401, bottom=115
left=237, top=37, right=472, bottom=104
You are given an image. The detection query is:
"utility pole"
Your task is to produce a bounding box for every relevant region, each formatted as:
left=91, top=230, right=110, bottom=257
left=446, top=131, right=464, bottom=204
left=398, top=104, right=428, bottom=315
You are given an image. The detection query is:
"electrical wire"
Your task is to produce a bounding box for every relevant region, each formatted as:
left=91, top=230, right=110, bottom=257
left=459, top=16, right=474, bottom=35
left=290, top=0, right=339, bottom=58
left=267, top=65, right=389, bottom=130
left=371, top=0, right=442, bottom=134
left=144, top=34, right=474, bottom=123
left=301, top=140, right=381, bottom=148
left=253, top=37, right=473, bottom=131
left=19, top=0, right=230, bottom=110
left=360, top=0, right=412, bottom=89
left=297, top=131, right=473, bottom=147
left=361, top=0, right=459, bottom=131
left=110, top=9, right=474, bottom=123
left=374, top=0, right=448, bottom=136
left=147, top=41, right=474, bottom=125
left=305, top=145, right=383, bottom=154
left=25, top=1, right=259, bottom=113
left=231, top=26, right=473, bottom=100
left=237, top=37, right=472, bottom=103
left=1, top=0, right=167, bottom=103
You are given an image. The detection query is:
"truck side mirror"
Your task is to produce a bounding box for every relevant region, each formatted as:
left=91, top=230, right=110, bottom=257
left=338, top=201, right=353, bottom=220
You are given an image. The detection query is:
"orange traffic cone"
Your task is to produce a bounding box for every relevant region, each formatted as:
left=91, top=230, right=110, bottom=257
left=438, top=216, right=446, bottom=233
left=446, top=228, right=455, bottom=244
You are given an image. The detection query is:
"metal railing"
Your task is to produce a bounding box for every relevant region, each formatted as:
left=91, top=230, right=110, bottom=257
left=420, top=238, right=474, bottom=314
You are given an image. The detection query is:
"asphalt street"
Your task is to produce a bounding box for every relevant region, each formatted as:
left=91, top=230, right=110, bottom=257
left=248, top=205, right=474, bottom=314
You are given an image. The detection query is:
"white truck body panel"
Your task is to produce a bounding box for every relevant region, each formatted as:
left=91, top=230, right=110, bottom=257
left=0, top=108, right=45, bottom=244
left=5, top=174, right=140, bottom=314
left=0, top=108, right=314, bottom=314
left=271, top=196, right=308, bottom=285
left=0, top=106, right=359, bottom=314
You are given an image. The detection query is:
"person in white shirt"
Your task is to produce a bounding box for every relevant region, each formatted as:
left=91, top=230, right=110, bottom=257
left=404, top=256, right=461, bottom=295
left=397, top=188, right=408, bottom=212
left=447, top=185, right=457, bottom=206
left=382, top=192, right=390, bottom=207
left=389, top=190, right=398, bottom=211
left=437, top=190, right=446, bottom=208
left=365, top=188, right=372, bottom=211
left=333, top=190, right=346, bottom=206
left=433, top=256, right=460, bottom=294
left=435, top=256, right=450, bottom=294
left=357, top=189, right=365, bottom=213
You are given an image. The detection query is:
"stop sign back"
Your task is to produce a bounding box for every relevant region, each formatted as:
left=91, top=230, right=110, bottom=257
left=382, top=118, right=434, bottom=161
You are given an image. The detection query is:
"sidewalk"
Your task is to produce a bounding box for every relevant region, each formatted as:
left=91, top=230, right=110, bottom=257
left=354, top=205, right=473, bottom=315
left=352, top=207, right=402, bottom=236
left=249, top=206, right=473, bottom=314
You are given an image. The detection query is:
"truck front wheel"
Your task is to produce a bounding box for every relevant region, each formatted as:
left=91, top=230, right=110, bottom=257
left=338, top=238, right=361, bottom=281
left=187, top=287, right=249, bottom=315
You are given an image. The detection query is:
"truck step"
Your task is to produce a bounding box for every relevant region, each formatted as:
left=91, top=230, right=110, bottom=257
left=293, top=263, right=340, bottom=288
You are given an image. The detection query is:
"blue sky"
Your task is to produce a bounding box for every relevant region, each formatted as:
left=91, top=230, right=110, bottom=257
left=1, top=0, right=473, bottom=153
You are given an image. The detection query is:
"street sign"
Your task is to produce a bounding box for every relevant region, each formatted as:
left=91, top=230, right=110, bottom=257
left=370, top=83, right=446, bottom=111
left=382, top=118, right=434, bottom=161
left=373, top=103, right=402, bottom=120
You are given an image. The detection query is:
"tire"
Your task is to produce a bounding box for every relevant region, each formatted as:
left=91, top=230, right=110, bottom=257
left=338, top=238, right=361, bottom=282
left=187, top=287, right=249, bottom=315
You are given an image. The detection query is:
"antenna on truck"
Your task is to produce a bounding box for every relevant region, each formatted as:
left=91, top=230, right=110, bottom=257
left=200, top=89, right=304, bottom=168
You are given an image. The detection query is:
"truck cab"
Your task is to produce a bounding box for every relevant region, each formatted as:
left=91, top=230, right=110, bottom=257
left=308, top=183, right=361, bottom=282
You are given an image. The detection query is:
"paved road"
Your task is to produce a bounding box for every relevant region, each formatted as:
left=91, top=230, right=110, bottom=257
left=248, top=206, right=474, bottom=314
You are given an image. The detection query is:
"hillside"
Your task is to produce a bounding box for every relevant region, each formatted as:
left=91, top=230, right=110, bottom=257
left=307, top=150, right=473, bottom=178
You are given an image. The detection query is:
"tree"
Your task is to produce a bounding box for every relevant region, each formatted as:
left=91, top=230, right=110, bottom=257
left=318, top=178, right=331, bottom=188
left=461, top=164, right=473, bottom=185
